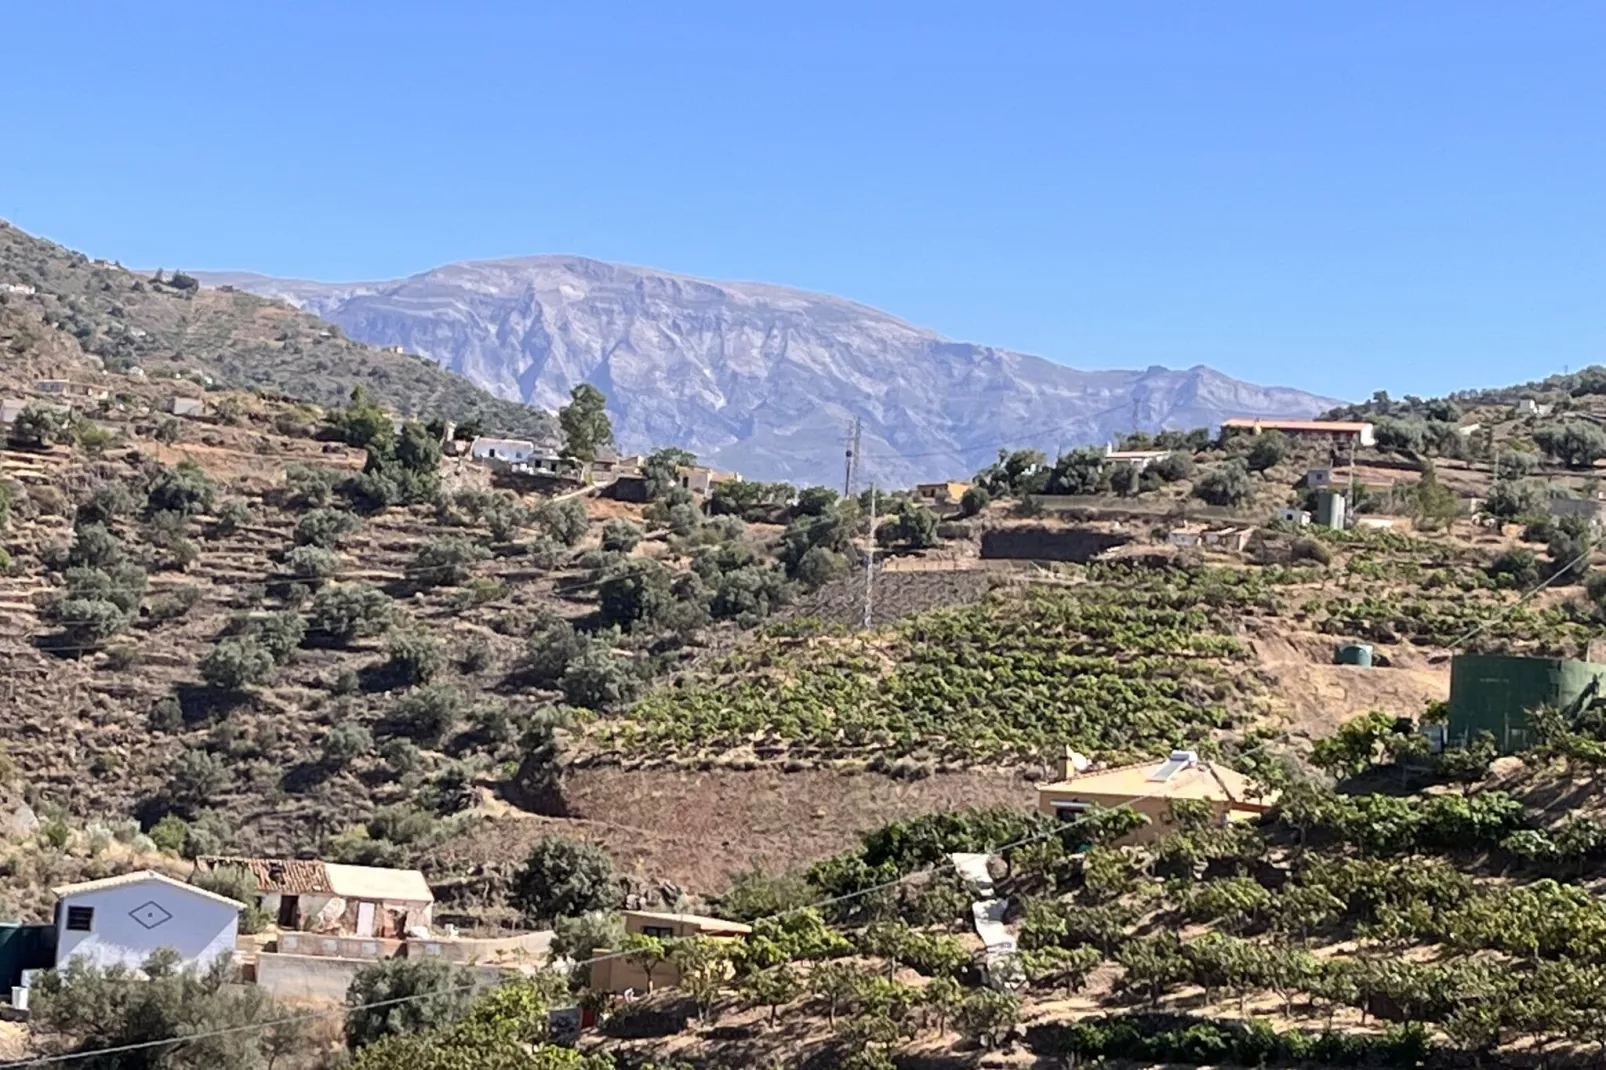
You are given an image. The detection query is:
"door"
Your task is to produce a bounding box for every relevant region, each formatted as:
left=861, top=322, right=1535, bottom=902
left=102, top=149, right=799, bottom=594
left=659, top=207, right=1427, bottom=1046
left=356, top=901, right=375, bottom=938
left=277, top=895, right=300, bottom=929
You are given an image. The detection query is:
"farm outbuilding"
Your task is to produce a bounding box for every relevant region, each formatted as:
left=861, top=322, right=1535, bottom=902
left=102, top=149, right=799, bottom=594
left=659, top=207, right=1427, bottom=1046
left=1447, top=653, right=1606, bottom=754
left=51, top=871, right=243, bottom=972
left=194, top=857, right=433, bottom=938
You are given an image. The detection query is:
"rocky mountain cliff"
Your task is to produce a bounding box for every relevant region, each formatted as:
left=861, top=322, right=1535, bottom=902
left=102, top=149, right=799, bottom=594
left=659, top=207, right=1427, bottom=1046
left=202, top=258, right=1341, bottom=486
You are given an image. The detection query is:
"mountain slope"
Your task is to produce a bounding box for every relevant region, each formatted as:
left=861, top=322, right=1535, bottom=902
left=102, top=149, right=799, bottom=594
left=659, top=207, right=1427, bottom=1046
left=202, top=258, right=1340, bottom=486
left=0, top=222, right=554, bottom=439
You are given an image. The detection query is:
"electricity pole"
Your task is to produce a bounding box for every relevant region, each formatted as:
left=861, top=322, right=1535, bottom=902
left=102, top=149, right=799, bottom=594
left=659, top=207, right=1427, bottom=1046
left=844, top=416, right=862, bottom=498
left=863, top=484, right=877, bottom=630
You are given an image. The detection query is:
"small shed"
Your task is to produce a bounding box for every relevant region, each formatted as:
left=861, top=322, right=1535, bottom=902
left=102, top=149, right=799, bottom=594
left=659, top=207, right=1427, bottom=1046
left=1305, top=468, right=1333, bottom=488
left=52, top=871, right=243, bottom=971
left=170, top=397, right=207, bottom=417
left=914, top=481, right=971, bottom=506
left=592, top=912, right=753, bottom=993
left=1276, top=507, right=1311, bottom=526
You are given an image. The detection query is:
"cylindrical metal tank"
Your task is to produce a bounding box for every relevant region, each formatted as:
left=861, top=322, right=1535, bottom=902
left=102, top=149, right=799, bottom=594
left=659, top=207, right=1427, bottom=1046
left=1335, top=643, right=1374, bottom=667
left=1447, top=653, right=1606, bottom=753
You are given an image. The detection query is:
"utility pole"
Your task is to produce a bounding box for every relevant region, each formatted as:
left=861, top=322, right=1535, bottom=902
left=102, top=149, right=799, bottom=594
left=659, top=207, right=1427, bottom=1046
left=1346, top=434, right=1357, bottom=528
left=863, top=484, right=877, bottom=630
left=844, top=416, right=862, bottom=498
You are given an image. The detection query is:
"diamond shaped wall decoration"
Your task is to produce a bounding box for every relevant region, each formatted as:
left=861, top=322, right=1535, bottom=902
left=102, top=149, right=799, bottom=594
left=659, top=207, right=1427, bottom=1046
left=129, top=901, right=174, bottom=930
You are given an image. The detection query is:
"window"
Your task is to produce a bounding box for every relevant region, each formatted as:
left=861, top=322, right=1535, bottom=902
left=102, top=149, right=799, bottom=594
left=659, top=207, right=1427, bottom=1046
left=65, top=906, right=94, bottom=931
left=641, top=925, right=674, bottom=940
left=1052, top=801, right=1090, bottom=823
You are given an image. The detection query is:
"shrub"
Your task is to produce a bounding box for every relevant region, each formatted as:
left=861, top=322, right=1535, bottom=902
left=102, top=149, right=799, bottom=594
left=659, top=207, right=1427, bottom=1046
left=551, top=912, right=625, bottom=986
left=149, top=813, right=189, bottom=853
left=1150, top=452, right=1195, bottom=482
left=388, top=684, right=463, bottom=747
left=145, top=460, right=215, bottom=517
left=958, top=485, right=990, bottom=518
left=295, top=507, right=362, bottom=548
left=68, top=521, right=124, bottom=569
left=283, top=545, right=340, bottom=583
left=76, top=483, right=141, bottom=527
left=511, top=836, right=620, bottom=923
left=1245, top=430, right=1289, bottom=472
left=322, top=722, right=374, bottom=768
left=307, top=583, right=393, bottom=644
left=1288, top=537, right=1332, bottom=565
left=560, top=644, right=639, bottom=710
left=211, top=498, right=251, bottom=536
left=1485, top=479, right=1545, bottom=519
left=1192, top=461, right=1253, bottom=507
left=596, top=557, right=673, bottom=631
left=409, top=535, right=489, bottom=588
left=199, top=637, right=275, bottom=691
left=1489, top=547, right=1541, bottom=587
left=344, top=957, right=475, bottom=1051
left=191, top=864, right=270, bottom=934
left=9, top=405, right=67, bottom=448
left=524, top=616, right=587, bottom=686
left=794, top=546, right=846, bottom=590
left=532, top=498, right=589, bottom=546
left=284, top=464, right=338, bottom=509
left=163, top=749, right=231, bottom=814
left=385, top=628, right=446, bottom=686
left=599, top=518, right=643, bottom=553
left=253, top=611, right=306, bottom=663
left=54, top=597, right=130, bottom=644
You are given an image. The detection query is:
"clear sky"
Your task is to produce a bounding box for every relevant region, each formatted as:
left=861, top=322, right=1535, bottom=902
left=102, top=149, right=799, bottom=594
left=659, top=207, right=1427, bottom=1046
left=2, top=2, right=1601, bottom=400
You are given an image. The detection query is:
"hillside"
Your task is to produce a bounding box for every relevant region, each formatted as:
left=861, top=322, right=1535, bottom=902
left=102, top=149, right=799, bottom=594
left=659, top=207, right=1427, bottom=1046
left=0, top=221, right=554, bottom=440
left=10, top=263, right=1606, bottom=1067
left=200, top=258, right=1341, bottom=486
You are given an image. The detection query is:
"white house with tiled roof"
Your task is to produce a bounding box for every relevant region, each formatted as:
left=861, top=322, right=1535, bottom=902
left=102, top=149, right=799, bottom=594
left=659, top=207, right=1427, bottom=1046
left=52, top=871, right=244, bottom=971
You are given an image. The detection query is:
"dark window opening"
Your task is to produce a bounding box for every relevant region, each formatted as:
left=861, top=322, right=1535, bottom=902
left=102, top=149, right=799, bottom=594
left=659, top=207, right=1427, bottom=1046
left=278, top=895, right=301, bottom=929
left=641, top=925, right=674, bottom=940
left=66, top=906, right=94, bottom=931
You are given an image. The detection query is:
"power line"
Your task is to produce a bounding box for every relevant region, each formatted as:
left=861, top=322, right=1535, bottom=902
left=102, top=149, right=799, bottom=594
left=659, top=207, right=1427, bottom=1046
left=1, top=524, right=1582, bottom=1066
left=0, top=735, right=1286, bottom=1069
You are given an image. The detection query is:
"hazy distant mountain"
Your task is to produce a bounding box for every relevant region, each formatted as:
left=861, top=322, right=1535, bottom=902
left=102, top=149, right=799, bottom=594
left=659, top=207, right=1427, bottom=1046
left=201, top=259, right=1341, bottom=486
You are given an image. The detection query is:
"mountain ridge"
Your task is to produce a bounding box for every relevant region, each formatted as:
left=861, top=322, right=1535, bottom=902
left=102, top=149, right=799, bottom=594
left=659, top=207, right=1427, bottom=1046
left=199, top=257, right=1343, bottom=486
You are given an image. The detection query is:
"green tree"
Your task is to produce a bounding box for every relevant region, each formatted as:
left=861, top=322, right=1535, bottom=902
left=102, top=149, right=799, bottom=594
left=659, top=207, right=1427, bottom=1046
left=958, top=485, right=990, bottom=517
left=9, top=404, right=67, bottom=448
left=294, top=506, right=361, bottom=548
left=558, top=383, right=613, bottom=462
left=511, top=836, right=620, bottom=922
left=954, top=989, right=1019, bottom=1049
left=599, top=518, right=644, bottom=553
left=344, top=956, right=476, bottom=1050
left=1246, top=430, right=1289, bottom=472
left=597, top=557, right=672, bottom=631
left=739, top=964, right=801, bottom=1026
left=620, top=932, right=669, bottom=993
left=146, top=459, right=216, bottom=517
left=1193, top=460, right=1254, bottom=507
left=875, top=501, right=940, bottom=550
left=1535, top=421, right=1606, bottom=469
left=322, top=721, right=374, bottom=768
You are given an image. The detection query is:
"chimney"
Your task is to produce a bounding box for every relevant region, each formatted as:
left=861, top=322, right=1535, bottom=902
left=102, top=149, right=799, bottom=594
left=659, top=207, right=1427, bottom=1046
left=1056, top=745, right=1091, bottom=782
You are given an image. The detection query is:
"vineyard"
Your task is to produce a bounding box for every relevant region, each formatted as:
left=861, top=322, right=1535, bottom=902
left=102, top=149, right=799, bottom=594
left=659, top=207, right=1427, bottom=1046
left=603, top=568, right=1279, bottom=763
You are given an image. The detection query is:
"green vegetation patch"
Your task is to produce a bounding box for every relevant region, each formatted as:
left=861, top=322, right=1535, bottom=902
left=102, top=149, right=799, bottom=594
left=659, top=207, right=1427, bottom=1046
left=606, top=569, right=1267, bottom=762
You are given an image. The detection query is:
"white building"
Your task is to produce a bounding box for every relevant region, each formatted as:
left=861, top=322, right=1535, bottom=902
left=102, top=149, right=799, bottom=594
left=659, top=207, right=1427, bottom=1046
left=1103, top=446, right=1173, bottom=470
left=52, top=871, right=243, bottom=971
left=1277, top=507, right=1312, bottom=525
left=469, top=436, right=537, bottom=463
left=170, top=397, right=207, bottom=417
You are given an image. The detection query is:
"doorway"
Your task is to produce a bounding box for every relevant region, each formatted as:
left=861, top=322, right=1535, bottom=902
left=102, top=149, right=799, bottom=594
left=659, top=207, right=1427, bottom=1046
left=355, top=901, right=376, bottom=938
left=277, top=895, right=300, bottom=929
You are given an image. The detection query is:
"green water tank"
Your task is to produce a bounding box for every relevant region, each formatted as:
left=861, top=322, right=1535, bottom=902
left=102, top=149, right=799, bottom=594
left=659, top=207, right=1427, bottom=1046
left=1335, top=643, right=1374, bottom=667
left=1447, top=653, right=1606, bottom=753
left=1315, top=490, right=1347, bottom=530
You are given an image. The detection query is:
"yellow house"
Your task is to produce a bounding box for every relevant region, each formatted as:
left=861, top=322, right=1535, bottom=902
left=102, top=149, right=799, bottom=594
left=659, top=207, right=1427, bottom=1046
left=915, top=481, right=970, bottom=506
left=1036, top=749, right=1276, bottom=846
left=590, top=911, right=752, bottom=994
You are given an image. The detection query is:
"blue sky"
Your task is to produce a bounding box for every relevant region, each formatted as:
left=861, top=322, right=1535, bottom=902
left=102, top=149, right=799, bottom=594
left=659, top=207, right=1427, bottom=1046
left=2, top=2, right=1602, bottom=400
